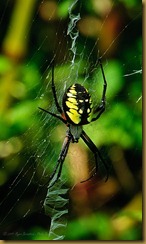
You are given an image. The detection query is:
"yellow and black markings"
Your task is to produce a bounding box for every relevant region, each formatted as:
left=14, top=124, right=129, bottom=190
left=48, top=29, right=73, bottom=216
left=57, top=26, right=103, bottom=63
left=63, top=83, right=93, bottom=125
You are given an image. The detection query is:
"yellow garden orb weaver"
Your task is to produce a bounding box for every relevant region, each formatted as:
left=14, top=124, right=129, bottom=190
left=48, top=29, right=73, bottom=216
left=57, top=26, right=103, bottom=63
left=39, top=59, right=108, bottom=188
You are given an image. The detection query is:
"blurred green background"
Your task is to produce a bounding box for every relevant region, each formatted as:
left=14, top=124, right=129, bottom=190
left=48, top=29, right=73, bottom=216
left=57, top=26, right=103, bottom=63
left=0, top=0, right=142, bottom=241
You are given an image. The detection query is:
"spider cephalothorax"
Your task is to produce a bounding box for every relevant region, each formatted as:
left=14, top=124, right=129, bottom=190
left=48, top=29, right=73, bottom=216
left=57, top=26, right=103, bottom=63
left=39, top=58, right=108, bottom=188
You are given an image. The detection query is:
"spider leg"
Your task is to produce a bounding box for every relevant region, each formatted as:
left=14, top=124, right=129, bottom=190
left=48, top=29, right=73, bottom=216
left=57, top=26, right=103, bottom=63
left=48, top=132, right=72, bottom=188
left=39, top=65, right=67, bottom=123
left=91, top=58, right=107, bottom=122
left=51, top=65, right=63, bottom=115
left=98, top=58, right=107, bottom=100
left=80, top=130, right=109, bottom=183
left=38, top=107, right=67, bottom=124
left=91, top=105, right=105, bottom=122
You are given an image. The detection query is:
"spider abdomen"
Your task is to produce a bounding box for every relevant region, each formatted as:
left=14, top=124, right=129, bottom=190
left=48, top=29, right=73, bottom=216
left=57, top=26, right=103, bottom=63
left=63, top=83, right=92, bottom=125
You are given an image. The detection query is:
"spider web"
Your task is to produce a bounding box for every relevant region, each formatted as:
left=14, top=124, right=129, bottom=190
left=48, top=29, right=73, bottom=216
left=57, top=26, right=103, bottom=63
left=0, top=0, right=142, bottom=241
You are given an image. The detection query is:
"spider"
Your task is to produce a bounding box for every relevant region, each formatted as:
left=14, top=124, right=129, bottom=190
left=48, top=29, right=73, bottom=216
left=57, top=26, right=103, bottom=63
left=39, top=58, right=108, bottom=188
